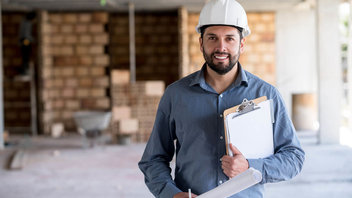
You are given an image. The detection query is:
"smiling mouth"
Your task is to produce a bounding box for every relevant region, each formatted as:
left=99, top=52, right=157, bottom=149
left=214, top=55, right=229, bottom=60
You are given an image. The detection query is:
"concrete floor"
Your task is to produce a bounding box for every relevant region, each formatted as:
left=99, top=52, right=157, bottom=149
left=0, top=134, right=352, bottom=198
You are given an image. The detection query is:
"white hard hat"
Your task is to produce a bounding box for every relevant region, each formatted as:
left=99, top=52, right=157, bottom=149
left=196, top=0, right=251, bottom=37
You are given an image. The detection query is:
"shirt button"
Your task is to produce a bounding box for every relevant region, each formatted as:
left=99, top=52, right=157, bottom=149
left=219, top=180, right=223, bottom=184
left=220, top=114, right=223, bottom=118
left=220, top=94, right=223, bottom=98
left=220, top=136, right=223, bottom=140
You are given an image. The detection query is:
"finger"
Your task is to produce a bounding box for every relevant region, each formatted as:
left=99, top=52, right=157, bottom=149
left=222, top=162, right=237, bottom=172
left=222, top=168, right=229, bottom=176
left=221, top=156, right=230, bottom=163
left=223, top=169, right=235, bottom=178
left=221, top=160, right=233, bottom=170
left=222, top=163, right=230, bottom=171
left=221, top=159, right=230, bottom=166
left=230, top=144, right=242, bottom=155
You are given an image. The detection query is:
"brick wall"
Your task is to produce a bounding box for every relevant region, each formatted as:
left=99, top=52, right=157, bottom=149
left=187, top=12, right=276, bottom=85
left=110, top=70, right=164, bottom=143
left=2, top=9, right=276, bottom=138
left=38, top=11, right=110, bottom=133
left=110, top=11, right=179, bottom=86
left=2, top=12, right=35, bottom=131
left=244, top=13, right=276, bottom=85
left=188, top=13, right=203, bottom=74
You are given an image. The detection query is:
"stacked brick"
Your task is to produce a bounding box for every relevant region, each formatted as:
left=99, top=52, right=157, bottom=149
left=38, top=11, right=110, bottom=133
left=3, top=82, right=31, bottom=128
left=243, top=13, right=276, bottom=85
left=111, top=70, right=164, bottom=142
left=110, top=12, right=179, bottom=86
left=187, top=12, right=276, bottom=85
left=188, top=13, right=203, bottom=74
left=2, top=12, right=33, bottom=130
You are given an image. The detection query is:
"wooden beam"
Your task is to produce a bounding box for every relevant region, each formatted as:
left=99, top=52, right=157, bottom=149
left=178, top=7, right=190, bottom=78
left=0, top=2, right=5, bottom=150
left=129, top=3, right=136, bottom=83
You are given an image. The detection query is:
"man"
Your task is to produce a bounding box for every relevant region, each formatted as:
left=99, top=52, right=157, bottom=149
left=139, top=0, right=305, bottom=197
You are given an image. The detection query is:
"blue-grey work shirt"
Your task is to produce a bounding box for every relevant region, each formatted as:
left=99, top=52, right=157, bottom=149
left=139, top=63, right=305, bottom=198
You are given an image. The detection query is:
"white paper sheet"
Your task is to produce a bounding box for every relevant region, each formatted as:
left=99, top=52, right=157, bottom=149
left=225, top=100, right=274, bottom=158
left=197, top=168, right=262, bottom=198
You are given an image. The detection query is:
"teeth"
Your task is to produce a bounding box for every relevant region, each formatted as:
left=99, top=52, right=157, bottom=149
left=215, top=56, right=228, bottom=60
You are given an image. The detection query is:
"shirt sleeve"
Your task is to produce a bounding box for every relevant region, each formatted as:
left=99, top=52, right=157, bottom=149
left=138, top=94, right=182, bottom=198
left=247, top=91, right=305, bottom=184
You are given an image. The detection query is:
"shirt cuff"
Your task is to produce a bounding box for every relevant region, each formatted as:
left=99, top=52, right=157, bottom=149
left=247, top=159, right=265, bottom=183
left=158, top=182, right=182, bottom=198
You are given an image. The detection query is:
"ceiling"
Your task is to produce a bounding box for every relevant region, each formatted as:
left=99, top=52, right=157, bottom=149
left=1, top=0, right=302, bottom=12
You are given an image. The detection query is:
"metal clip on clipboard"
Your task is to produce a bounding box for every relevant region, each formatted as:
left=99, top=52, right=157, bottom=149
left=232, top=98, right=261, bottom=119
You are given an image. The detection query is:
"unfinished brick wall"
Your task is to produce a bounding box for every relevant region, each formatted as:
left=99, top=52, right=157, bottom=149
left=110, top=12, right=179, bottom=86
left=38, top=11, right=110, bottom=133
left=244, top=13, right=276, bottom=85
left=188, top=13, right=203, bottom=74
left=187, top=12, right=276, bottom=85
left=111, top=70, right=164, bottom=143
left=2, top=12, right=35, bottom=131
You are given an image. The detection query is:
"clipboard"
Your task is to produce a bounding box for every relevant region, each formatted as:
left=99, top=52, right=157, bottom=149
left=223, top=96, right=274, bottom=158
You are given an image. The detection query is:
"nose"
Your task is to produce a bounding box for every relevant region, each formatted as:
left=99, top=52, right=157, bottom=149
left=216, top=39, right=227, bottom=52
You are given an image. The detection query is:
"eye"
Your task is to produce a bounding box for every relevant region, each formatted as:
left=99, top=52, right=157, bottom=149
left=208, top=36, right=216, bottom=40
left=227, top=37, right=235, bottom=42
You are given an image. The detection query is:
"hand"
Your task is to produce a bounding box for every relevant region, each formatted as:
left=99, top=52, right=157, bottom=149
left=173, top=192, right=197, bottom=198
left=221, top=143, right=249, bottom=178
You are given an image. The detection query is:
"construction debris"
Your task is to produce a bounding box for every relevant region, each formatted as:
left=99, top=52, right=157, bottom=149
left=3, top=130, right=9, bottom=144
left=9, top=149, right=28, bottom=170
left=51, top=123, right=65, bottom=138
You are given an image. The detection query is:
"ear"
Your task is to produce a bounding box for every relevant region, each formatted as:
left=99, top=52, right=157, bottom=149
left=240, top=38, right=246, bottom=54
left=199, top=37, right=204, bottom=53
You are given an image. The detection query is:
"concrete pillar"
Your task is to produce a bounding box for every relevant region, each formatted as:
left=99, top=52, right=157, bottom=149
left=0, top=3, right=4, bottom=149
left=276, top=8, right=317, bottom=117
left=178, top=7, right=190, bottom=78
left=348, top=1, right=352, bottom=134
left=316, top=0, right=342, bottom=144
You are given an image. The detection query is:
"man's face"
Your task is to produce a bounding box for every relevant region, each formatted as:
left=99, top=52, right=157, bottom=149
left=200, top=26, right=244, bottom=75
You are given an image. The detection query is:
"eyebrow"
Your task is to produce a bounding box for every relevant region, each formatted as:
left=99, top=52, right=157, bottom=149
left=205, top=33, right=236, bottom=37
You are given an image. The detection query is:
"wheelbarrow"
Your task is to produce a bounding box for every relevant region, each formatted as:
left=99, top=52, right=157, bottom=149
left=73, top=111, right=111, bottom=147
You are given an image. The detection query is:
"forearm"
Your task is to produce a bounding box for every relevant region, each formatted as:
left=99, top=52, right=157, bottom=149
left=138, top=101, right=181, bottom=197
left=247, top=145, right=305, bottom=184
left=139, top=158, right=181, bottom=197
left=249, top=92, right=305, bottom=183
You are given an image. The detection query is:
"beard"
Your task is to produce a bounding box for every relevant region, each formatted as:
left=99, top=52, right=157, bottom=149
left=203, top=48, right=240, bottom=75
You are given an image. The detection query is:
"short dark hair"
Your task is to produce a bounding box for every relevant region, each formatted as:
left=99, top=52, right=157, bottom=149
left=200, top=25, right=243, bottom=40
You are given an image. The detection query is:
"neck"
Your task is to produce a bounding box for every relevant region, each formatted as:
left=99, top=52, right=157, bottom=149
left=205, top=64, right=239, bottom=94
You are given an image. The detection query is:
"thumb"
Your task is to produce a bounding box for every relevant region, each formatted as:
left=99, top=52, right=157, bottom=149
left=230, top=144, right=242, bottom=155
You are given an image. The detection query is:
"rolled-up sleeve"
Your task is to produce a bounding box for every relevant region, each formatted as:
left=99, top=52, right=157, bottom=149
left=138, top=93, right=182, bottom=198
left=247, top=91, right=305, bottom=184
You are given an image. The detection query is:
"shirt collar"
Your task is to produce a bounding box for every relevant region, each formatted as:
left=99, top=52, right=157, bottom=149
left=189, top=64, right=207, bottom=87
left=234, top=62, right=249, bottom=87
left=189, top=62, right=249, bottom=88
